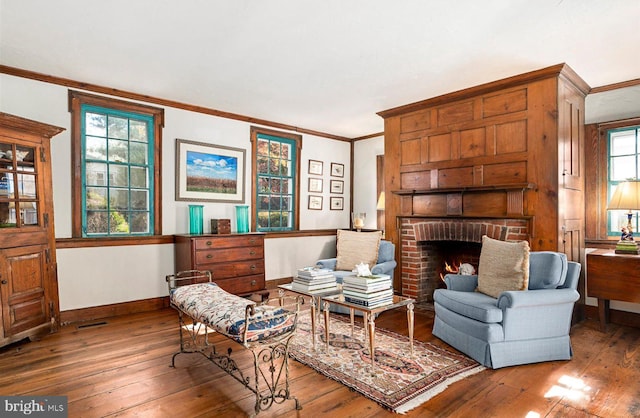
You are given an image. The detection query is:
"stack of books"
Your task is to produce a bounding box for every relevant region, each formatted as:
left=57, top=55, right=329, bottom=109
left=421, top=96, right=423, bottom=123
left=291, top=267, right=338, bottom=292
left=342, top=274, right=393, bottom=308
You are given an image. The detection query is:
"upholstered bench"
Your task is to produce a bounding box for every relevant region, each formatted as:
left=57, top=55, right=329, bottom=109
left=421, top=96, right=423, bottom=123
left=167, top=270, right=302, bottom=414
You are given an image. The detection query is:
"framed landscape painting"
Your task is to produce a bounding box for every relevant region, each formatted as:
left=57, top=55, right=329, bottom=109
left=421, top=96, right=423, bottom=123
left=175, top=139, right=245, bottom=202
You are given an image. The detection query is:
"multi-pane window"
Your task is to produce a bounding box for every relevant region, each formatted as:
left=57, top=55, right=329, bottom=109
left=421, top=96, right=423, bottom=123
left=608, top=126, right=640, bottom=236
left=69, top=90, right=164, bottom=239
left=251, top=127, right=301, bottom=232
left=81, top=106, right=154, bottom=236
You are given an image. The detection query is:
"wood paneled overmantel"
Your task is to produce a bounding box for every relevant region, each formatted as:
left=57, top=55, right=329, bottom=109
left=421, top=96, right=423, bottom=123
left=379, top=63, right=588, bottom=303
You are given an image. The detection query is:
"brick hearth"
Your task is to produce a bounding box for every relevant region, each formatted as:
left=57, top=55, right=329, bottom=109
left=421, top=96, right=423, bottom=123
left=400, top=217, right=530, bottom=302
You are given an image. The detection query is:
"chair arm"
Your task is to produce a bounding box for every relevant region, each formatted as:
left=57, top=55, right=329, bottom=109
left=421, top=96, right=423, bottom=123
left=498, top=288, right=580, bottom=309
left=316, top=258, right=337, bottom=270
left=444, top=274, right=478, bottom=292
left=371, top=260, right=397, bottom=275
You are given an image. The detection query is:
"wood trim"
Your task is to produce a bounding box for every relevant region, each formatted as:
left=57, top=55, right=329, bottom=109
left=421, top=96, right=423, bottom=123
left=0, top=64, right=351, bottom=142
left=353, top=132, right=384, bottom=141
left=378, top=63, right=590, bottom=118
left=590, top=78, right=640, bottom=94
left=55, top=229, right=338, bottom=248
left=60, top=296, right=170, bottom=325
left=263, top=228, right=338, bottom=238
left=56, top=235, right=175, bottom=248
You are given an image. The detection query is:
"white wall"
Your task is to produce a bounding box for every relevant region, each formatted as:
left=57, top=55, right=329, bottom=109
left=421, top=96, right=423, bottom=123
left=585, top=85, right=640, bottom=315
left=0, top=73, right=352, bottom=311
left=353, top=135, right=384, bottom=230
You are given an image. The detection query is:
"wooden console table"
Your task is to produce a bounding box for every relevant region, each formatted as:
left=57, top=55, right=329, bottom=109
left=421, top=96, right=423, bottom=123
left=586, top=249, right=640, bottom=331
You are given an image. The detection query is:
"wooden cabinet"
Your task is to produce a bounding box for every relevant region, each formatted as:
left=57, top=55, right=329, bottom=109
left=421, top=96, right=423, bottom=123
left=586, top=250, right=640, bottom=331
left=0, top=112, right=64, bottom=347
left=174, top=233, right=266, bottom=296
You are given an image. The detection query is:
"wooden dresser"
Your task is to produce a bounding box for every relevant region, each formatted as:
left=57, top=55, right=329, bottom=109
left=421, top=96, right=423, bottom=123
left=174, top=233, right=266, bottom=296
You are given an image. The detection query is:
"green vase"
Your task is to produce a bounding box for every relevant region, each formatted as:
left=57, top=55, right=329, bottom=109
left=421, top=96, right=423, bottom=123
left=189, top=205, right=204, bottom=235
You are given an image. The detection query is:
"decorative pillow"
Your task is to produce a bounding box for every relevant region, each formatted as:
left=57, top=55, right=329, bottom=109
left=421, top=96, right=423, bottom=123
left=476, top=235, right=530, bottom=298
left=335, top=229, right=382, bottom=271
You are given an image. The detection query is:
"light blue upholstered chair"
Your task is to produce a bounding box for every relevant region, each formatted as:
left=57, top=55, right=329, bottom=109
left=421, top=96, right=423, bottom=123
left=432, top=251, right=580, bottom=369
left=316, top=240, right=397, bottom=315
left=316, top=239, right=397, bottom=283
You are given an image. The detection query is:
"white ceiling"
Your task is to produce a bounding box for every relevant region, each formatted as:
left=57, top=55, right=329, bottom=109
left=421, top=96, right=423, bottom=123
left=1, top=0, right=640, bottom=138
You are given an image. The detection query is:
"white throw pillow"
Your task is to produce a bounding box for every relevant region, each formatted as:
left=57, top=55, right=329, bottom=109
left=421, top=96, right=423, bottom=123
left=476, top=235, right=530, bottom=298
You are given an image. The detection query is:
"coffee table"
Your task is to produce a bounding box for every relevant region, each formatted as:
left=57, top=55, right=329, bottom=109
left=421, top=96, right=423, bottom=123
left=321, top=293, right=415, bottom=372
left=278, top=283, right=342, bottom=348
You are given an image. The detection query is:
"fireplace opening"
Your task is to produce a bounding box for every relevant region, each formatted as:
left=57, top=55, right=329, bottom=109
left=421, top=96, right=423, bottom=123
left=424, top=241, right=481, bottom=293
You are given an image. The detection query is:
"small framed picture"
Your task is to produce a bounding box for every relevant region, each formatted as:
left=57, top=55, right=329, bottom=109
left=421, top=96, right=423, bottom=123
left=330, top=196, right=344, bottom=210
left=330, top=179, right=343, bottom=194
left=330, top=162, right=344, bottom=177
left=308, top=177, right=323, bottom=193
left=308, top=195, right=323, bottom=210
left=308, top=160, right=323, bottom=175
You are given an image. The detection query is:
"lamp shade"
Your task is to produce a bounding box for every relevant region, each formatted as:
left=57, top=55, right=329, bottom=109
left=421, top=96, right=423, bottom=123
left=608, top=181, right=640, bottom=211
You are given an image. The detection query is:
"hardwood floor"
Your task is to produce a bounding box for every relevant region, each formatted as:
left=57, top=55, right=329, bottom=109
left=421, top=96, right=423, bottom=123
left=1, top=300, right=639, bottom=417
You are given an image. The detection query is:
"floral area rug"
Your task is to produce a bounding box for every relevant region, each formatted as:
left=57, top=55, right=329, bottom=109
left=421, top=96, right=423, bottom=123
left=288, top=310, right=485, bottom=414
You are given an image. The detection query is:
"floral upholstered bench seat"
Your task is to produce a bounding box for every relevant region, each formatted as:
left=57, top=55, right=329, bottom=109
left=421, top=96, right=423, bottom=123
left=169, top=282, right=296, bottom=345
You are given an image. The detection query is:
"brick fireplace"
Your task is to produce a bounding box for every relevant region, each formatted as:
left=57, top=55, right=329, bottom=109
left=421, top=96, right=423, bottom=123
left=400, top=217, right=530, bottom=302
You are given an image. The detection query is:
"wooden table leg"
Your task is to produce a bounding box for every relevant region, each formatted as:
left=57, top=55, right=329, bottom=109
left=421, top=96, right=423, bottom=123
left=598, top=298, right=610, bottom=332
left=407, top=302, right=414, bottom=356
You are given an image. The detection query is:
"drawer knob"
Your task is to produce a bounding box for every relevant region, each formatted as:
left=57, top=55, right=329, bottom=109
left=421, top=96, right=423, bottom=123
left=206, top=241, right=212, bottom=246
left=249, top=238, right=256, bottom=244
left=251, top=280, right=257, bottom=286
left=250, top=250, right=256, bottom=256
left=1, top=280, right=6, bottom=285
left=206, top=254, right=213, bottom=259
left=250, top=265, right=256, bottom=270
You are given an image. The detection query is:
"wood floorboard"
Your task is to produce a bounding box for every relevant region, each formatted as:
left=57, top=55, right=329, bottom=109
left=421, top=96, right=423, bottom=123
left=1, top=301, right=639, bottom=417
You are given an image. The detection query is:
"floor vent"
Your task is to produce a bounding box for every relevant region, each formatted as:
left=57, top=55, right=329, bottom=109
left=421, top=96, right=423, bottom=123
left=76, top=321, right=108, bottom=329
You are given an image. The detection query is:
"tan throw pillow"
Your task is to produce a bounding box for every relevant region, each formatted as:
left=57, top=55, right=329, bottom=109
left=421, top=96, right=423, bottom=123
left=476, top=235, right=530, bottom=298
left=335, top=230, right=382, bottom=271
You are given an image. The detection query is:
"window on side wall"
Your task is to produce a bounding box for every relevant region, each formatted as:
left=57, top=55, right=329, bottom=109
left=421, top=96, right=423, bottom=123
left=250, top=127, right=301, bottom=232
left=69, top=91, right=164, bottom=238
left=607, top=125, right=640, bottom=236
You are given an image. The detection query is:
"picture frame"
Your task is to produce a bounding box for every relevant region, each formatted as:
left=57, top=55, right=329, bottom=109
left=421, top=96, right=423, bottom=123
left=330, top=179, right=344, bottom=194
left=308, top=195, right=323, bottom=210
left=330, top=162, right=344, bottom=177
left=308, top=159, right=323, bottom=175
left=330, top=196, right=344, bottom=210
left=175, top=138, right=245, bottom=203
left=308, top=177, right=323, bottom=193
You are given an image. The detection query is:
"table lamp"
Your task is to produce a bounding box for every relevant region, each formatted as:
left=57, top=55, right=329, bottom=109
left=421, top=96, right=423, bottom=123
left=608, top=180, right=640, bottom=254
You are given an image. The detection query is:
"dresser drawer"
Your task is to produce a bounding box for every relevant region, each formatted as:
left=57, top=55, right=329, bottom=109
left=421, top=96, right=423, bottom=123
left=202, top=260, right=265, bottom=279
left=215, top=274, right=265, bottom=295
left=194, top=235, right=264, bottom=250
left=195, top=246, right=263, bottom=264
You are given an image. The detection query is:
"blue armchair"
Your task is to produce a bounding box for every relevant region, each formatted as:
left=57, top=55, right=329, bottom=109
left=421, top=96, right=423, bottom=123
left=316, top=240, right=397, bottom=315
left=316, top=239, right=397, bottom=283
left=432, top=251, right=580, bottom=369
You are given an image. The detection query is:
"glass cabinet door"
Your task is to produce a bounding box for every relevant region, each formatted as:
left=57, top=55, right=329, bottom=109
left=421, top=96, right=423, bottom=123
left=0, top=142, right=38, bottom=228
